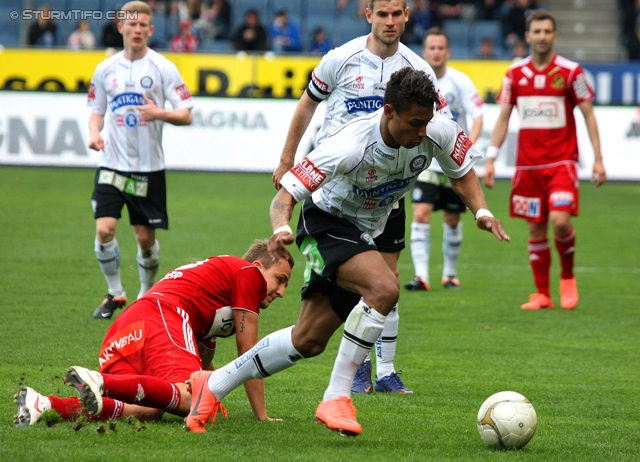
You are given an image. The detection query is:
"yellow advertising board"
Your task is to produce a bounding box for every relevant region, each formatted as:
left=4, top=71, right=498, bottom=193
left=0, top=49, right=510, bottom=100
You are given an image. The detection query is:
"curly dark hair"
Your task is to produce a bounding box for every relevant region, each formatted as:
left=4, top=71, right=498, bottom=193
left=383, top=67, right=439, bottom=115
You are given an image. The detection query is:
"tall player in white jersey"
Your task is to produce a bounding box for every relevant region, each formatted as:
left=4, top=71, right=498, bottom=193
left=272, top=0, right=450, bottom=396
left=87, top=1, right=193, bottom=319
left=406, top=27, right=486, bottom=292
left=184, top=68, right=509, bottom=436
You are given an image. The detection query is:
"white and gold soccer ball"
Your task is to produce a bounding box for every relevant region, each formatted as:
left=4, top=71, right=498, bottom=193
left=477, top=391, right=537, bottom=450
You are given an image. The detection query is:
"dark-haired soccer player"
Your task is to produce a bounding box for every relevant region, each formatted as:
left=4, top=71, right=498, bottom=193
left=15, top=240, right=293, bottom=426
left=185, top=67, right=509, bottom=436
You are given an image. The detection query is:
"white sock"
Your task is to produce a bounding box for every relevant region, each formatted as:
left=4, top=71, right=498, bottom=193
left=442, top=222, right=462, bottom=279
left=95, top=237, right=124, bottom=297
left=375, top=304, right=398, bottom=379
left=410, top=222, right=431, bottom=283
left=323, top=301, right=386, bottom=401
left=137, top=240, right=160, bottom=299
left=207, top=326, right=302, bottom=401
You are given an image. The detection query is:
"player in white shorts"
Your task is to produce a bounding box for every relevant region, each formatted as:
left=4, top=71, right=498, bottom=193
left=88, top=1, right=193, bottom=319
left=272, top=0, right=451, bottom=396
left=406, top=27, right=486, bottom=292
left=184, top=68, right=509, bottom=436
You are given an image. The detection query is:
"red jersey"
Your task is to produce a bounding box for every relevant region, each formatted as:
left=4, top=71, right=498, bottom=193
left=497, top=54, right=594, bottom=168
left=144, top=255, right=266, bottom=344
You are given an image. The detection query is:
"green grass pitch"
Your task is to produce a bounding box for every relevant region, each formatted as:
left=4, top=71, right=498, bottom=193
left=0, top=166, right=639, bottom=461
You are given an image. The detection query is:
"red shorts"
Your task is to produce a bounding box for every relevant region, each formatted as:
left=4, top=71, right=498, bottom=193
left=510, top=162, right=580, bottom=223
left=98, top=298, right=202, bottom=382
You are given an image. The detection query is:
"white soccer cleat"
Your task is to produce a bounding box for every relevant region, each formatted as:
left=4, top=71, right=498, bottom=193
left=14, top=386, right=50, bottom=426
left=65, top=366, right=105, bottom=415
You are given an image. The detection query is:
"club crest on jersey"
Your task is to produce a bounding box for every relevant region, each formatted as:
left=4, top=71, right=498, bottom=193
left=344, top=96, right=383, bottom=114
left=140, top=76, right=153, bottom=88
left=360, top=232, right=375, bottom=246
left=108, top=92, right=145, bottom=111
left=410, top=155, right=427, bottom=172
left=125, top=112, right=139, bottom=128
left=551, top=75, right=565, bottom=89
left=512, top=195, right=541, bottom=218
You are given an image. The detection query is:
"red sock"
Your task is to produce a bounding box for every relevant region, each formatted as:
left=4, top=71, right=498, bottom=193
left=48, top=396, right=124, bottom=421
left=103, top=374, right=181, bottom=410
left=48, top=396, right=83, bottom=420
left=555, top=228, right=575, bottom=279
left=528, top=238, right=551, bottom=296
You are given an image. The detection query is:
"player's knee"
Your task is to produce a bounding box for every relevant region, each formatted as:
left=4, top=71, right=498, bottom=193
left=368, top=278, right=399, bottom=313
left=291, top=336, right=326, bottom=358
left=96, top=227, right=115, bottom=243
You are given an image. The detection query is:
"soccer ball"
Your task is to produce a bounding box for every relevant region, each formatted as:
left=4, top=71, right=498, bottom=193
left=476, top=391, right=537, bottom=450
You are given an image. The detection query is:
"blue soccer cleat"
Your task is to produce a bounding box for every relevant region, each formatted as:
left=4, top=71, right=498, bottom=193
left=351, top=360, right=373, bottom=394
left=374, top=372, right=414, bottom=394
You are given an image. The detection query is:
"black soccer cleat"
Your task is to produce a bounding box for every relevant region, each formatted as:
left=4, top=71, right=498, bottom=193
left=93, top=294, right=127, bottom=319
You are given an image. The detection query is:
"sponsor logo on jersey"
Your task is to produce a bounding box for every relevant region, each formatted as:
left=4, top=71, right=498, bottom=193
left=344, top=96, right=384, bottom=114
left=551, top=75, right=565, bottom=90
left=450, top=132, right=471, bottom=167
left=362, top=198, right=377, bottom=209
left=472, top=93, right=484, bottom=107
left=374, top=147, right=395, bottom=160
left=360, top=232, right=375, bottom=245
left=410, top=155, right=427, bottom=172
left=352, top=176, right=413, bottom=198
left=436, top=89, right=448, bottom=111
left=368, top=168, right=376, bottom=175
left=518, top=77, right=529, bottom=86
left=517, top=96, right=567, bottom=129
left=140, top=76, right=153, bottom=88
left=499, top=76, right=513, bottom=103
left=366, top=176, right=378, bottom=183
left=534, top=75, right=546, bottom=89
left=108, top=92, right=145, bottom=111
left=361, top=55, right=378, bottom=70
left=234, top=338, right=270, bottom=369
left=291, top=158, right=327, bottom=192
left=311, top=71, right=329, bottom=92
left=550, top=191, right=574, bottom=207
left=572, top=73, right=591, bottom=101
left=111, top=77, right=118, bottom=90
left=512, top=195, right=541, bottom=218
left=99, top=321, right=145, bottom=369
left=352, top=74, right=365, bottom=90
left=175, top=83, right=192, bottom=101
left=88, top=83, right=96, bottom=100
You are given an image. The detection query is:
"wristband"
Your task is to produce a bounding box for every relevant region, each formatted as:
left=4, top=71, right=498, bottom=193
left=475, top=208, right=494, bottom=220
left=486, top=146, right=499, bottom=159
left=273, top=225, right=293, bottom=235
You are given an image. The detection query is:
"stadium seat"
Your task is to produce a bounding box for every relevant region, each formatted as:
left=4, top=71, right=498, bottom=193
left=199, top=39, right=234, bottom=53
left=0, top=32, right=20, bottom=46
left=0, top=7, right=20, bottom=36
left=443, top=19, right=470, bottom=57
left=336, top=14, right=369, bottom=46
left=152, top=14, right=167, bottom=45
left=34, top=0, right=67, bottom=10
left=272, top=0, right=302, bottom=18
left=68, top=0, right=101, bottom=10
left=471, top=20, right=502, bottom=56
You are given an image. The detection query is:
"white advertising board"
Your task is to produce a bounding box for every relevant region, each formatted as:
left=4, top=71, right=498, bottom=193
left=1, top=92, right=639, bottom=181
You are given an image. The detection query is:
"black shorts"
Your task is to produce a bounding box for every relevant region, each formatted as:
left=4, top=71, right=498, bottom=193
left=411, top=172, right=466, bottom=214
left=91, top=168, right=169, bottom=229
left=296, top=198, right=378, bottom=322
left=374, top=197, right=406, bottom=253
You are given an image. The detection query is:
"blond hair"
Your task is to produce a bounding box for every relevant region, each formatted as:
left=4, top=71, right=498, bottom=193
left=120, top=1, right=153, bottom=24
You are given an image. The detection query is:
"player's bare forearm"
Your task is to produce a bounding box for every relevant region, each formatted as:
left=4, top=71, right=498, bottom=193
left=450, top=170, right=510, bottom=241
left=157, top=108, right=193, bottom=126
left=243, top=379, right=271, bottom=421
left=469, top=116, right=483, bottom=144
left=579, top=102, right=606, bottom=185
left=274, top=92, right=319, bottom=189
left=198, top=343, right=215, bottom=370
left=88, top=113, right=105, bottom=151
left=269, top=189, right=297, bottom=260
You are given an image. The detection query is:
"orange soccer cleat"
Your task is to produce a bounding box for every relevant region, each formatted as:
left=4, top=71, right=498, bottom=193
left=315, top=396, right=362, bottom=436
left=520, top=293, right=554, bottom=310
left=559, top=278, right=579, bottom=310
left=185, top=370, right=227, bottom=433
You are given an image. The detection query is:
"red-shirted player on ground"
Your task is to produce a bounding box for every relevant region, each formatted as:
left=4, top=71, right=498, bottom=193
left=14, top=240, right=293, bottom=426
left=483, top=10, right=606, bottom=310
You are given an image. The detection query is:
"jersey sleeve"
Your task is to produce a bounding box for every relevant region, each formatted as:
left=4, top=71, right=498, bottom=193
left=87, top=65, right=107, bottom=115
left=306, top=49, right=339, bottom=102
left=458, top=72, right=486, bottom=120
left=429, top=116, right=483, bottom=179
left=230, top=265, right=266, bottom=315
left=568, top=65, right=595, bottom=105
left=162, top=62, right=194, bottom=110
left=497, top=69, right=516, bottom=106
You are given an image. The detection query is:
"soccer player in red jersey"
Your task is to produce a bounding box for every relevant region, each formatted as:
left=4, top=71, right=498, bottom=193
left=14, top=240, right=293, bottom=426
left=483, top=10, right=606, bottom=310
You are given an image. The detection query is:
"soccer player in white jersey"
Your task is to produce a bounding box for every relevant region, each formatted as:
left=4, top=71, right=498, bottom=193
left=273, top=0, right=450, bottom=396
left=185, top=68, right=509, bottom=436
left=406, top=27, right=486, bottom=292
left=87, top=1, right=193, bottom=319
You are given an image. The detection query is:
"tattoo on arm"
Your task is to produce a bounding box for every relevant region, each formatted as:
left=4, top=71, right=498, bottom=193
left=240, top=312, right=245, bottom=332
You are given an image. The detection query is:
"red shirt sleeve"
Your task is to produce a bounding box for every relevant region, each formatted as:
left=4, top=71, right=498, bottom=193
left=568, top=65, right=594, bottom=105
left=231, top=265, right=267, bottom=315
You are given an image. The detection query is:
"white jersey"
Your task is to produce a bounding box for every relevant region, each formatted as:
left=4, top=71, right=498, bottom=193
left=280, top=110, right=482, bottom=238
left=425, top=66, right=485, bottom=175
left=307, top=35, right=450, bottom=145
left=88, top=49, right=193, bottom=172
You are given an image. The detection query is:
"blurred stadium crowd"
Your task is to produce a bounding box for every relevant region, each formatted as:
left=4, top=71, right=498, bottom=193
left=0, top=0, right=636, bottom=60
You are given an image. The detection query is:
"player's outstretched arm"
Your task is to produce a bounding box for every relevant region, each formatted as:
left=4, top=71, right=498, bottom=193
left=449, top=169, right=510, bottom=242
left=234, top=309, right=281, bottom=421
left=273, top=92, right=320, bottom=190
left=579, top=102, right=606, bottom=186
left=269, top=189, right=297, bottom=261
